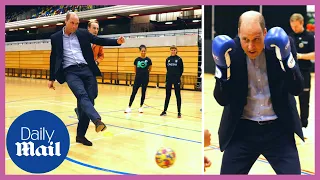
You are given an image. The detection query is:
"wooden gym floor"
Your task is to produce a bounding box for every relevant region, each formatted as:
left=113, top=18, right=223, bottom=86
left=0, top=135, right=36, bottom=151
left=5, top=77, right=202, bottom=175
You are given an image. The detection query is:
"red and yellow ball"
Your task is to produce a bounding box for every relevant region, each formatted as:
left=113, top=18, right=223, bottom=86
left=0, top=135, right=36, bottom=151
left=155, top=147, right=176, bottom=168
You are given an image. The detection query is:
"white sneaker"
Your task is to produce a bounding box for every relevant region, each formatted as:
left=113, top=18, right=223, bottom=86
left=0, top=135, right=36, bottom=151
left=125, top=107, right=131, bottom=113
left=138, top=107, right=143, bottom=113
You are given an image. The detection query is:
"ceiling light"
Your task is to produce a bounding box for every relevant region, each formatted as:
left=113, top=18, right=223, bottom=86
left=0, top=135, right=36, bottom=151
left=181, top=7, right=193, bottom=10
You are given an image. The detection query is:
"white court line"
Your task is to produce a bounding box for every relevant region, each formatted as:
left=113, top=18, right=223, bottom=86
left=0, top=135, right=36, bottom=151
left=99, top=112, right=202, bottom=129
left=48, top=95, right=137, bottom=104
left=6, top=101, right=51, bottom=108
left=47, top=100, right=76, bottom=105
left=47, top=100, right=201, bottom=107
left=70, top=121, right=175, bottom=146
left=7, top=100, right=201, bottom=124
left=6, top=99, right=201, bottom=133
left=5, top=121, right=176, bottom=161
left=5, top=94, right=72, bottom=104
left=37, top=101, right=75, bottom=108
left=137, top=113, right=202, bottom=124
left=7, top=97, right=199, bottom=110
left=68, top=113, right=201, bottom=133
left=6, top=100, right=75, bottom=108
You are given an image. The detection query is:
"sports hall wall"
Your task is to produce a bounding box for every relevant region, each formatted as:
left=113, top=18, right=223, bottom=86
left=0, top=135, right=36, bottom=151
left=5, top=34, right=201, bottom=90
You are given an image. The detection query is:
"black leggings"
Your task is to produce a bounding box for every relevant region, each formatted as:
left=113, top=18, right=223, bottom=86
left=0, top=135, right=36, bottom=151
left=129, top=76, right=149, bottom=107
left=299, top=70, right=311, bottom=127
left=164, top=78, right=181, bottom=113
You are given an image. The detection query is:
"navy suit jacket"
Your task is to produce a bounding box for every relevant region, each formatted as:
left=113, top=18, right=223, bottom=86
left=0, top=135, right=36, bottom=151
left=49, top=28, right=120, bottom=84
left=214, top=36, right=305, bottom=152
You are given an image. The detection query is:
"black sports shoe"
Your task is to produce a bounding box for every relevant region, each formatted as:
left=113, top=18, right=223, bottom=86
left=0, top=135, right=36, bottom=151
left=160, top=111, right=167, bottom=116
left=178, top=113, right=181, bottom=118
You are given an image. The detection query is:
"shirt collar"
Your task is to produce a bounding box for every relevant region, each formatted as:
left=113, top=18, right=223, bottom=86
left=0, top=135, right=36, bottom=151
left=62, top=26, right=75, bottom=37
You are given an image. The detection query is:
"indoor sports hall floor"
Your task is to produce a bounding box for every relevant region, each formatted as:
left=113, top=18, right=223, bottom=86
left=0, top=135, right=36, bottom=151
left=5, top=77, right=202, bottom=175
left=203, top=73, right=315, bottom=175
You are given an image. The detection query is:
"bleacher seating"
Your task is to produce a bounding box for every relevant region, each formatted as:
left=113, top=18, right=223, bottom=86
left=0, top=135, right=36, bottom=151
left=6, top=5, right=110, bottom=23
left=5, top=46, right=200, bottom=90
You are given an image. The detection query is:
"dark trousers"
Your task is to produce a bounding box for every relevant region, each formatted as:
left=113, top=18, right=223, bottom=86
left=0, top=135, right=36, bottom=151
left=220, top=119, right=301, bottom=174
left=299, top=70, right=311, bottom=127
left=64, top=65, right=100, bottom=137
left=129, top=76, right=149, bottom=107
left=164, top=77, right=181, bottom=113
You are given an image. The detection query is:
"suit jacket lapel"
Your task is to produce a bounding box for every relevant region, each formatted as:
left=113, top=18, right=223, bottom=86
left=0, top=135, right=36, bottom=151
left=265, top=48, right=284, bottom=101
left=54, top=30, right=63, bottom=70
left=75, top=30, right=84, bottom=49
left=58, top=30, right=63, bottom=58
left=75, top=30, right=89, bottom=64
left=234, top=37, right=249, bottom=93
left=265, top=49, right=277, bottom=90
left=238, top=48, right=249, bottom=92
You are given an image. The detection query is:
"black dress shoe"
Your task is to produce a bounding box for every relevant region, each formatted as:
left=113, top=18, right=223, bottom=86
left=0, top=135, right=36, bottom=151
left=94, top=120, right=106, bottom=132
left=76, top=136, right=93, bottom=146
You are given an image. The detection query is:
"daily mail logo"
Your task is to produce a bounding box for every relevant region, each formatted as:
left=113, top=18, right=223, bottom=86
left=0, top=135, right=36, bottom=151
left=15, top=127, right=61, bottom=157
left=6, top=110, right=70, bottom=174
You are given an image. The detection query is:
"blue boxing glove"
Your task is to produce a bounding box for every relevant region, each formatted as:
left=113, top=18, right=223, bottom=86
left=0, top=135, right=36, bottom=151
left=212, top=35, right=236, bottom=81
left=265, top=27, right=296, bottom=71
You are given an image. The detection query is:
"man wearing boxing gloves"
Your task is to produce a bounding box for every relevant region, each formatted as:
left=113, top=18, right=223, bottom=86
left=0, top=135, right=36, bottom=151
left=212, top=11, right=304, bottom=174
